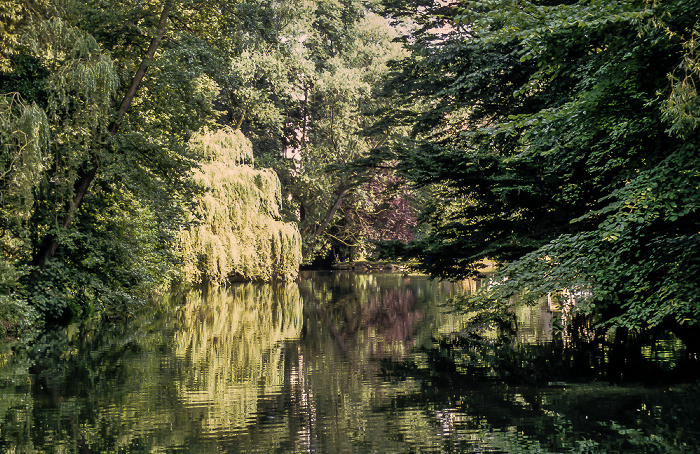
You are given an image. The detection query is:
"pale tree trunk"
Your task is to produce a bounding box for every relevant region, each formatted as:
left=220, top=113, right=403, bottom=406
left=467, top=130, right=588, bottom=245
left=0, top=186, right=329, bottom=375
left=33, top=1, right=174, bottom=270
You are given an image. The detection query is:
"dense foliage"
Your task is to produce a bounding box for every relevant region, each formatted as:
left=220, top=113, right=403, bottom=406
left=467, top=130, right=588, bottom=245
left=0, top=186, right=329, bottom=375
left=215, top=0, right=414, bottom=262
left=0, top=0, right=306, bottom=332
left=373, top=0, right=700, bottom=330
left=178, top=128, right=301, bottom=282
left=4, top=0, right=696, bottom=339
left=0, top=0, right=418, bottom=335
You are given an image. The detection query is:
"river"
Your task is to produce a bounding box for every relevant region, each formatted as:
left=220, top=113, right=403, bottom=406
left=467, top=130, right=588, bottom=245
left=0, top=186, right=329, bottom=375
left=0, top=271, right=698, bottom=453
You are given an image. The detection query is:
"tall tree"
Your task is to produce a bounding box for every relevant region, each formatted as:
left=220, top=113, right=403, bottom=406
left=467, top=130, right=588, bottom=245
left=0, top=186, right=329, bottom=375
left=32, top=0, right=175, bottom=270
left=1, top=0, right=235, bottom=322
left=215, top=0, right=409, bottom=262
left=373, top=0, right=700, bottom=329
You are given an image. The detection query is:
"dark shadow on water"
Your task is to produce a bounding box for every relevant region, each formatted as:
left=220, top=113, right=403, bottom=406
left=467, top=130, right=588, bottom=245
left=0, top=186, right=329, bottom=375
left=379, top=319, right=700, bottom=387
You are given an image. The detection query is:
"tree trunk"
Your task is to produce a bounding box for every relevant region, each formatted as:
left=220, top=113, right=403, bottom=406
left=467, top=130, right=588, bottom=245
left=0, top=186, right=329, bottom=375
left=33, top=1, right=174, bottom=270
left=304, top=187, right=350, bottom=257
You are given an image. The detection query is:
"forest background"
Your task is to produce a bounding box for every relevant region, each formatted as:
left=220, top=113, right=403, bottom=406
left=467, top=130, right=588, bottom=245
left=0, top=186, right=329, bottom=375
left=1, top=0, right=698, bottom=341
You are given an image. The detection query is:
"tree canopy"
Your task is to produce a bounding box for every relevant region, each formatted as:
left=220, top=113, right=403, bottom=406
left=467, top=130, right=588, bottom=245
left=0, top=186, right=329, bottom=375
left=0, top=0, right=415, bottom=333
left=2, top=0, right=698, bottom=337
left=0, top=0, right=295, bottom=328
left=215, top=0, right=413, bottom=262
left=372, top=0, right=700, bottom=330
left=178, top=128, right=301, bottom=283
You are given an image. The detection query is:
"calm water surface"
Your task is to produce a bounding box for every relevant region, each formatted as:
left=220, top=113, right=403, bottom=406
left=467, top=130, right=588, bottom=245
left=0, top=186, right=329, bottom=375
left=0, top=271, right=698, bottom=453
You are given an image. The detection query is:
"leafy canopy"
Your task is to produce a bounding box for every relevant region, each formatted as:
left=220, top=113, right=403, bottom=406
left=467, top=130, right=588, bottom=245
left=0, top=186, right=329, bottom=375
left=374, top=0, right=700, bottom=329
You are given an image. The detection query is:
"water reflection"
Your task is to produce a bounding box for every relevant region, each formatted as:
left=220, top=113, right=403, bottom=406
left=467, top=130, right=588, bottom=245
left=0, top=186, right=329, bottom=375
left=0, top=272, right=698, bottom=453
left=174, top=283, right=302, bottom=435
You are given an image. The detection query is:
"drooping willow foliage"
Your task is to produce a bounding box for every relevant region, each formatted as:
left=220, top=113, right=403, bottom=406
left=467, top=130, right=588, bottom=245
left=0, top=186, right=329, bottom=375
left=0, top=15, right=123, bottom=331
left=179, top=128, right=302, bottom=282
left=0, top=16, right=118, bottom=258
left=0, top=95, right=48, bottom=239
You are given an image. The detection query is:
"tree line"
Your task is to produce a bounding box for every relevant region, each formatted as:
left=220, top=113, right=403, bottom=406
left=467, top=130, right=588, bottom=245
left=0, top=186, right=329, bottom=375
left=370, top=0, right=699, bottom=334
left=0, top=0, right=412, bottom=333
left=1, top=0, right=698, bottom=338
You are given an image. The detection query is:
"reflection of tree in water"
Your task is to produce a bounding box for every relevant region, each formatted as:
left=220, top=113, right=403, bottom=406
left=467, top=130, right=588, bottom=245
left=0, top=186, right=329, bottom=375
left=4, top=274, right=698, bottom=453
left=284, top=343, right=320, bottom=453
left=174, top=283, right=303, bottom=435
left=358, top=289, right=424, bottom=358
left=371, top=288, right=700, bottom=452
left=278, top=274, right=445, bottom=452
left=301, top=274, right=427, bottom=360
left=362, top=289, right=423, bottom=343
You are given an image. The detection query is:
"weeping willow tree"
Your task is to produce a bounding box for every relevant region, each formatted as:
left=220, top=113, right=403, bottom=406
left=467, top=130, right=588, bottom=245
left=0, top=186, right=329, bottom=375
left=0, top=13, right=121, bottom=328
left=179, top=128, right=301, bottom=282
left=0, top=14, right=120, bottom=244
left=0, top=94, right=47, bottom=336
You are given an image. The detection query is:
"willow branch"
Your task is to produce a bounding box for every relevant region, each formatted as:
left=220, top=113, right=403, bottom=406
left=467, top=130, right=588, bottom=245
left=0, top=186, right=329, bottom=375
left=33, top=0, right=174, bottom=269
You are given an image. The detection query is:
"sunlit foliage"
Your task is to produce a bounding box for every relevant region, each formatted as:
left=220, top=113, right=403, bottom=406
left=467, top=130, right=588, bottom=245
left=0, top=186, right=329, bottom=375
left=179, top=129, right=302, bottom=283
left=0, top=0, right=308, bottom=329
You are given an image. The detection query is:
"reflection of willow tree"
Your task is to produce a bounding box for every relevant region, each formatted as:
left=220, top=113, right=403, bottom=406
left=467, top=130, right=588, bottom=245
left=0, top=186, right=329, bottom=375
left=2, top=275, right=696, bottom=452
left=174, top=283, right=303, bottom=433
left=0, top=283, right=306, bottom=452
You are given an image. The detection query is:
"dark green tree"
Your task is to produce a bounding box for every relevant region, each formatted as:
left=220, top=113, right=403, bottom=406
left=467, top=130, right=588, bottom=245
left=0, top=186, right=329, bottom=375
left=0, top=0, right=236, bottom=324
left=373, top=0, right=700, bottom=330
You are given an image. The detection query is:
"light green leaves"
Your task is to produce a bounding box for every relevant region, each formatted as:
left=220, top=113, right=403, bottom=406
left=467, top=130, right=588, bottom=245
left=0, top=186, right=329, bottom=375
left=179, top=129, right=302, bottom=283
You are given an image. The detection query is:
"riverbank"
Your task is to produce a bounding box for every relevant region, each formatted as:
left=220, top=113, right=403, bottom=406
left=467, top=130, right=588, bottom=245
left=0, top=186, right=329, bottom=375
left=330, top=261, right=409, bottom=272
left=321, top=259, right=498, bottom=274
